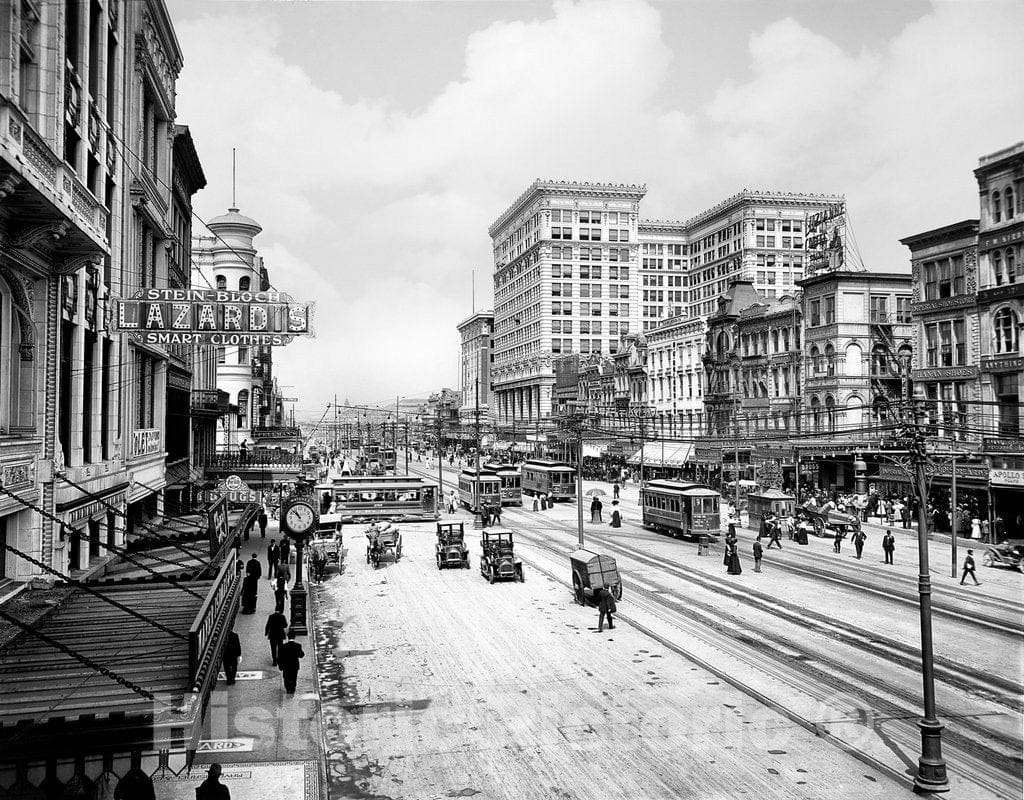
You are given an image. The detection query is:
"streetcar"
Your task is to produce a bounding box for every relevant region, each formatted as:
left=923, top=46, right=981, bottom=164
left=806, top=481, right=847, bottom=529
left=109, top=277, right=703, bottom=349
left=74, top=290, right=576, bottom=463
left=315, top=477, right=439, bottom=523
left=482, top=462, right=523, bottom=506
left=457, top=467, right=502, bottom=513
left=641, top=479, right=721, bottom=539
left=382, top=447, right=397, bottom=472
left=521, top=459, right=576, bottom=502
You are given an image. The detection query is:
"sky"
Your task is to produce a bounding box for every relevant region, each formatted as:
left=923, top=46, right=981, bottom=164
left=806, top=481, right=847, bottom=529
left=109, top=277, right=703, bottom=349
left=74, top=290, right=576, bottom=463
left=165, top=0, right=1024, bottom=416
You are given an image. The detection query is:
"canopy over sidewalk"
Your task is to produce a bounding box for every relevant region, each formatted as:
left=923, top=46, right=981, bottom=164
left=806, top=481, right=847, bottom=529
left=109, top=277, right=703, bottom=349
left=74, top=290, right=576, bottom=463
left=627, top=441, right=694, bottom=467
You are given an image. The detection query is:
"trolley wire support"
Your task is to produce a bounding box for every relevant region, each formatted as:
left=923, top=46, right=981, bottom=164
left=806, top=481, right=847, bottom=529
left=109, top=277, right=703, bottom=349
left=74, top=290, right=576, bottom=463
left=558, top=405, right=600, bottom=549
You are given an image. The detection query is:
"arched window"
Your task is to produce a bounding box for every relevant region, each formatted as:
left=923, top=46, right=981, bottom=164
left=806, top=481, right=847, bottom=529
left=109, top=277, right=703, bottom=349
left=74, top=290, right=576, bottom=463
left=993, top=251, right=1003, bottom=285
left=810, top=396, right=821, bottom=432
left=845, top=343, right=863, bottom=376
left=1007, top=249, right=1016, bottom=284
left=0, top=274, right=32, bottom=433
left=846, top=395, right=864, bottom=428
left=772, top=330, right=779, bottom=353
left=825, top=344, right=836, bottom=377
left=810, top=345, right=821, bottom=375
left=239, top=276, right=251, bottom=291
left=992, top=191, right=1002, bottom=223
left=994, top=307, right=1019, bottom=353
left=825, top=395, right=836, bottom=431
left=1006, top=187, right=1015, bottom=219
left=215, top=275, right=227, bottom=290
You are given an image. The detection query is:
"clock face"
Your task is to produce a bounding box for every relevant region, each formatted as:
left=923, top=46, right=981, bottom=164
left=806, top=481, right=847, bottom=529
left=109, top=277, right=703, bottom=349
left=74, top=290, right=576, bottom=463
left=285, top=502, right=315, bottom=534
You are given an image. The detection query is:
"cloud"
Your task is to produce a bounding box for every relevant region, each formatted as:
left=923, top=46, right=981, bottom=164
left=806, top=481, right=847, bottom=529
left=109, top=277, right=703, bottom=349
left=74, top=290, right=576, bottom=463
left=173, top=0, right=1024, bottom=409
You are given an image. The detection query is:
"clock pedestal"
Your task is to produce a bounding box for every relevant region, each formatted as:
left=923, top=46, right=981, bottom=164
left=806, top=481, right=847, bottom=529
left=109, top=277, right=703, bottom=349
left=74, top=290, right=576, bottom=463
left=289, top=538, right=309, bottom=635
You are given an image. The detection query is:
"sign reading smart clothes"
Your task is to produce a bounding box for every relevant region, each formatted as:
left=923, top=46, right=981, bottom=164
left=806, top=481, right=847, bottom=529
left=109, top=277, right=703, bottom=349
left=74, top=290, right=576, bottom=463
left=113, top=289, right=314, bottom=346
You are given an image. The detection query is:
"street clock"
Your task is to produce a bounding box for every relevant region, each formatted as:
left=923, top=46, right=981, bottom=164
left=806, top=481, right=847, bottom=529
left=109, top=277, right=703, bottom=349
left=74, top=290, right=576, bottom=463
left=281, top=498, right=317, bottom=541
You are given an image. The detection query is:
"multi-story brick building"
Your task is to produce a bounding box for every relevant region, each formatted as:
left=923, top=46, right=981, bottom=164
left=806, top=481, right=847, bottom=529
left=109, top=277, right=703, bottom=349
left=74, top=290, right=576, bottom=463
left=975, top=142, right=1023, bottom=538
left=646, top=314, right=705, bottom=440
left=489, top=180, right=645, bottom=429
left=457, top=310, right=494, bottom=429
left=638, top=220, right=687, bottom=332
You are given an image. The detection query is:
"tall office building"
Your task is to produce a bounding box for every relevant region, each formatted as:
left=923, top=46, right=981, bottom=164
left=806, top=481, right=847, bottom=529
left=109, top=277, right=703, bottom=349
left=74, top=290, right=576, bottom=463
left=489, top=180, right=646, bottom=427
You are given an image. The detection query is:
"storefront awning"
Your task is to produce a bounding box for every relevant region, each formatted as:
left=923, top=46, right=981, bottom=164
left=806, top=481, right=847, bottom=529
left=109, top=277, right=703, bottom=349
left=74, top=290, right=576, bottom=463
left=627, top=441, right=694, bottom=467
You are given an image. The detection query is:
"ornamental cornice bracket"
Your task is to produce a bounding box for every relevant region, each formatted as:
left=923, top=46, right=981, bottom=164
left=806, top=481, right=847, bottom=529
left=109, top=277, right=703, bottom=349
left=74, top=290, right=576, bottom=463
left=11, top=221, right=71, bottom=249
left=0, top=174, right=23, bottom=201
left=56, top=254, right=102, bottom=275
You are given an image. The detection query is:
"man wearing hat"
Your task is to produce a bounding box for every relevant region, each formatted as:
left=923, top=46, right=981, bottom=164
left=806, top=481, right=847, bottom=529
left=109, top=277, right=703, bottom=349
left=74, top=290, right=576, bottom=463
left=196, top=763, right=230, bottom=799
left=960, top=549, right=980, bottom=586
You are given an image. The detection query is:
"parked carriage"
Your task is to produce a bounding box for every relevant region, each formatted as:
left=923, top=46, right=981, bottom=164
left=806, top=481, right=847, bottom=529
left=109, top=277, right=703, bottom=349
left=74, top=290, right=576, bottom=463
left=458, top=467, right=501, bottom=513
left=569, top=549, right=622, bottom=605
left=365, top=521, right=402, bottom=568
left=521, top=459, right=576, bottom=502
left=641, top=480, right=721, bottom=539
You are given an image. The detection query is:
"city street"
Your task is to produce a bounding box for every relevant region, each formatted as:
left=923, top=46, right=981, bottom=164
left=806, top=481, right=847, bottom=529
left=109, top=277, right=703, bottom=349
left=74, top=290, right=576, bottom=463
left=295, top=456, right=1024, bottom=800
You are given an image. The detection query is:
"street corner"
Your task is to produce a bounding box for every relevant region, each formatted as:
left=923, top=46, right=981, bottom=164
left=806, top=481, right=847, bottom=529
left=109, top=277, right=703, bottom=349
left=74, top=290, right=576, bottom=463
left=153, top=760, right=320, bottom=800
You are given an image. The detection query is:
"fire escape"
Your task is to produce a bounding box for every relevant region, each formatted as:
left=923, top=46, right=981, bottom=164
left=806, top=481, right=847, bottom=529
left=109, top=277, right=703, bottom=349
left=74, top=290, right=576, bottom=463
left=869, top=309, right=905, bottom=421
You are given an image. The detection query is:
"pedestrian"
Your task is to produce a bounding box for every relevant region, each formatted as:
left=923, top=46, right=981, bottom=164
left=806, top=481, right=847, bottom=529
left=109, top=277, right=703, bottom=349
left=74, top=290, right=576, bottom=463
left=264, top=608, right=288, bottom=666
left=726, top=539, right=743, bottom=575
left=492, top=503, right=502, bottom=526
left=239, top=439, right=248, bottom=465
left=596, top=586, right=616, bottom=632
left=724, top=528, right=736, bottom=567
left=258, top=507, right=268, bottom=538
left=901, top=502, right=912, bottom=530
left=590, top=496, right=603, bottom=523
left=882, top=529, right=895, bottom=564
left=222, top=630, right=241, bottom=685
left=609, top=501, right=622, bottom=528
left=196, top=763, right=230, bottom=800
left=541, top=493, right=549, bottom=511
left=276, top=558, right=291, bottom=585
left=852, top=527, right=867, bottom=559
left=266, top=540, right=278, bottom=577
left=240, top=572, right=258, bottom=614
left=279, top=538, right=291, bottom=566
left=278, top=630, right=305, bottom=694
left=753, top=537, right=763, bottom=572
left=959, top=549, right=980, bottom=585
left=274, top=573, right=288, bottom=613
left=242, top=551, right=261, bottom=582
left=833, top=527, right=843, bottom=554
left=612, top=481, right=620, bottom=500
left=766, top=515, right=783, bottom=550
left=532, top=494, right=539, bottom=512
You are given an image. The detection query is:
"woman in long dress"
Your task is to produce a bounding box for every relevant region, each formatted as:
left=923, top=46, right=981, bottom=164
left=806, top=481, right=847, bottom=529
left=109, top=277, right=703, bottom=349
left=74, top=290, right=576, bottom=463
left=726, top=540, right=743, bottom=575
left=609, top=501, right=622, bottom=528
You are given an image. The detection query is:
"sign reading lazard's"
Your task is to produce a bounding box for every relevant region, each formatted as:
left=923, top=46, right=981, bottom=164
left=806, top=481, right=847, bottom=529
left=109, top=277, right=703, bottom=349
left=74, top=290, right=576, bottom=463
left=114, top=289, right=313, bottom=345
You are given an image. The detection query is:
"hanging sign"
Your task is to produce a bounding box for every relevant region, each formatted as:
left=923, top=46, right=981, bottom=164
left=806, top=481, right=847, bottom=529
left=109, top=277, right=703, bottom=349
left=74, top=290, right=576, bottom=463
left=112, top=289, right=314, bottom=346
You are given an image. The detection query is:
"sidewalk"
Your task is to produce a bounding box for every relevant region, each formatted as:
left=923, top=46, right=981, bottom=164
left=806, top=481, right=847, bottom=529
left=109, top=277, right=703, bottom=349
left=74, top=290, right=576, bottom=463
left=154, top=518, right=325, bottom=800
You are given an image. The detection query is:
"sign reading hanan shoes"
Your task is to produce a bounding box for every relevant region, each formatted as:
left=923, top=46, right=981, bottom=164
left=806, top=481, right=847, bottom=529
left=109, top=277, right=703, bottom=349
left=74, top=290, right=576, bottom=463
left=112, top=289, right=314, bottom=346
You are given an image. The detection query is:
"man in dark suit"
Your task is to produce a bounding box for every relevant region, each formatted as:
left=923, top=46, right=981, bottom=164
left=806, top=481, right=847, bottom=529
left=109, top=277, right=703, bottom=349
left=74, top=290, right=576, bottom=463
left=264, top=609, right=288, bottom=666
left=882, top=530, right=895, bottom=564
left=960, top=549, right=980, bottom=585
left=245, top=553, right=262, bottom=580
left=278, top=630, right=305, bottom=694
left=266, top=539, right=279, bottom=579
left=222, top=630, right=242, bottom=685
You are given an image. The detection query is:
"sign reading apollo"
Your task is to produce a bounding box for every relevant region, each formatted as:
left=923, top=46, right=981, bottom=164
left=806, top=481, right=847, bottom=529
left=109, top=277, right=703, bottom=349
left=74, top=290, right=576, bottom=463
left=113, top=289, right=314, bottom=346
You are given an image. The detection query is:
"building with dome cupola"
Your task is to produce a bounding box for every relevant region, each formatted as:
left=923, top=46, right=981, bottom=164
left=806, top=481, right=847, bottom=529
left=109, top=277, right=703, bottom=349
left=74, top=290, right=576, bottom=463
left=192, top=207, right=283, bottom=455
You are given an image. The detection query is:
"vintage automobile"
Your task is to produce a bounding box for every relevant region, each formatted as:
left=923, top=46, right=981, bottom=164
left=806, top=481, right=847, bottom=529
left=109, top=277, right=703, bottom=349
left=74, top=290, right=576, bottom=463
left=982, top=539, right=1024, bottom=572
left=479, top=527, right=524, bottom=584
left=365, top=520, right=402, bottom=568
left=796, top=505, right=860, bottom=539
left=569, top=548, right=622, bottom=605
left=310, top=514, right=343, bottom=567
left=436, top=521, right=470, bottom=569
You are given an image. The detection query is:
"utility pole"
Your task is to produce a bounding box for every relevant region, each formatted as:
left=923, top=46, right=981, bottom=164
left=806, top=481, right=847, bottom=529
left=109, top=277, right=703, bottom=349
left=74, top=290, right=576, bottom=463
left=950, top=457, right=958, bottom=579
left=333, top=394, right=338, bottom=454
left=435, top=410, right=445, bottom=512
left=404, top=422, right=410, bottom=475
left=473, top=378, right=483, bottom=525
left=900, top=362, right=949, bottom=794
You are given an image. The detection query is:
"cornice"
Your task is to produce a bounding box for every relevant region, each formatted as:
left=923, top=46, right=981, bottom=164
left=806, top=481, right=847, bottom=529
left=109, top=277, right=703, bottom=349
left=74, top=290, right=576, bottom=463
left=489, top=179, right=647, bottom=238
left=683, top=190, right=845, bottom=231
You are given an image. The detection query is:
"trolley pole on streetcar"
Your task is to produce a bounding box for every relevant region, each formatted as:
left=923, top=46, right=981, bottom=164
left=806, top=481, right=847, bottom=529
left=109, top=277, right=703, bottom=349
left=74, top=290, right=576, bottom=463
left=897, top=367, right=949, bottom=794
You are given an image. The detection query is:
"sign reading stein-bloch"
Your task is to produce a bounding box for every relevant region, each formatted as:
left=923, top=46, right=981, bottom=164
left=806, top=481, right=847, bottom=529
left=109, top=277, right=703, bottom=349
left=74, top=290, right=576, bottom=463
left=113, top=289, right=314, bottom=345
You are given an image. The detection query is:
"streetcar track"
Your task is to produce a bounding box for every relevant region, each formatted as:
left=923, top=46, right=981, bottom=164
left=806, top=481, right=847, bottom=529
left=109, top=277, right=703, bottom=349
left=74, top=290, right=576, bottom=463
left=509, top=513, right=1023, bottom=709
left=513, top=535, right=1022, bottom=799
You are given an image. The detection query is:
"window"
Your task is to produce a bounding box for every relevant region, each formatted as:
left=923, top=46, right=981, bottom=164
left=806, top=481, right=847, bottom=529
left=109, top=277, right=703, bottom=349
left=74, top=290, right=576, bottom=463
left=216, top=347, right=226, bottom=364
left=216, top=275, right=227, bottom=290
left=896, top=296, right=912, bottom=323
left=810, top=345, right=821, bottom=374
left=993, top=307, right=1018, bottom=353
left=809, top=299, right=821, bottom=326
left=825, top=344, right=835, bottom=376
left=824, top=295, right=835, bottom=324
left=618, top=229, right=629, bottom=242
left=996, top=373, right=1019, bottom=435
left=869, top=295, right=888, bottom=323
left=239, top=276, right=251, bottom=291
left=1007, top=188, right=1016, bottom=219
left=238, top=346, right=249, bottom=365
left=767, top=236, right=776, bottom=248
left=992, top=191, right=1002, bottom=223
left=756, top=236, right=765, bottom=247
